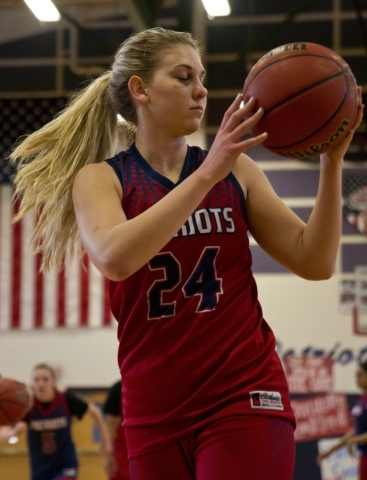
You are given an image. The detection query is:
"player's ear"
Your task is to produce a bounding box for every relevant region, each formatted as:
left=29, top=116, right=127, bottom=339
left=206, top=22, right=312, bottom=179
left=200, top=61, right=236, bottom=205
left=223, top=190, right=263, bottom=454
left=128, top=76, right=149, bottom=104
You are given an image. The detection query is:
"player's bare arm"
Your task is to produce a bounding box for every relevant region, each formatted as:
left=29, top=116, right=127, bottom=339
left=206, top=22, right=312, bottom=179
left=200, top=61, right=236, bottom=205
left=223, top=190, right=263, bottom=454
left=233, top=153, right=344, bottom=280
left=73, top=96, right=266, bottom=282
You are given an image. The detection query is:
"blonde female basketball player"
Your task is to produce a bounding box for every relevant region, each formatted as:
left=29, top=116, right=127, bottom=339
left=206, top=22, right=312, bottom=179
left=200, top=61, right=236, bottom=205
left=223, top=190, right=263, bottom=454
left=10, top=27, right=363, bottom=480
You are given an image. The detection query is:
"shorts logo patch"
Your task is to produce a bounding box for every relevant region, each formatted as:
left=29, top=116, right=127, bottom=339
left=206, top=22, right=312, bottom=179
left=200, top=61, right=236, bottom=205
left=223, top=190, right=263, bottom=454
left=250, top=391, right=284, bottom=410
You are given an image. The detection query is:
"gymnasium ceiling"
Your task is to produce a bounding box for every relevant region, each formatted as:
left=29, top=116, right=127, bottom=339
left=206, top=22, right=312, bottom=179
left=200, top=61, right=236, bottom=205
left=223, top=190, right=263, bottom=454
left=0, top=0, right=366, bottom=91
left=0, top=0, right=367, bottom=158
left=0, top=0, right=124, bottom=7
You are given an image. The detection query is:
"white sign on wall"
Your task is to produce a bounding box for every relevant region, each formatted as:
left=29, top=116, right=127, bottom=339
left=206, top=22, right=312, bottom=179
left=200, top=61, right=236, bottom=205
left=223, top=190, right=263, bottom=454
left=292, top=394, right=351, bottom=442
left=318, top=438, right=358, bottom=480
left=284, top=356, right=333, bottom=393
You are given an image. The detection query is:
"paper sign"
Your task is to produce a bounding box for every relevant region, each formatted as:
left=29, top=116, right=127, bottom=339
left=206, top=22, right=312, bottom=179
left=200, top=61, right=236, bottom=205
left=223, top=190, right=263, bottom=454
left=292, top=394, right=351, bottom=442
left=284, top=355, right=333, bottom=393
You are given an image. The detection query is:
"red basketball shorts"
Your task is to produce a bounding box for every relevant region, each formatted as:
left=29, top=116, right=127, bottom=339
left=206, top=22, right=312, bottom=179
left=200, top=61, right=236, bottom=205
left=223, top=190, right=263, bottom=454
left=129, top=415, right=295, bottom=480
left=360, top=453, right=367, bottom=480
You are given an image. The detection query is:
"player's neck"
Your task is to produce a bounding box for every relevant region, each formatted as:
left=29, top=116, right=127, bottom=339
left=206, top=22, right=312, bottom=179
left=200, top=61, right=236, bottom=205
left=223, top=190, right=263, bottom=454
left=135, top=133, right=187, bottom=181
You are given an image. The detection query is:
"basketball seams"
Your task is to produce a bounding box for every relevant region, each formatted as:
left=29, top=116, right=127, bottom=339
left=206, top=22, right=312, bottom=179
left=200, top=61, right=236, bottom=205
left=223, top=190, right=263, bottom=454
left=0, top=409, right=14, bottom=423
left=264, top=72, right=351, bottom=116
left=1, top=399, right=30, bottom=407
left=243, top=43, right=358, bottom=157
left=265, top=77, right=352, bottom=150
left=0, top=387, right=27, bottom=397
left=244, top=53, right=349, bottom=92
left=0, top=401, right=28, bottom=424
left=0, top=378, right=32, bottom=424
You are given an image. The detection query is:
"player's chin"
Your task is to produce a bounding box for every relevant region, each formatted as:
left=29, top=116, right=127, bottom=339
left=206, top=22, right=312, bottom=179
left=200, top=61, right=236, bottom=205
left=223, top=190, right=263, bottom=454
left=190, top=110, right=204, bottom=123
left=183, top=119, right=202, bottom=135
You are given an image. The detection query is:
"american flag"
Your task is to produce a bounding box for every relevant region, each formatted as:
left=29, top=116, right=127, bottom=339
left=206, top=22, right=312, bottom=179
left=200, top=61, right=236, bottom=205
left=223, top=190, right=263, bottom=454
left=0, top=98, right=113, bottom=330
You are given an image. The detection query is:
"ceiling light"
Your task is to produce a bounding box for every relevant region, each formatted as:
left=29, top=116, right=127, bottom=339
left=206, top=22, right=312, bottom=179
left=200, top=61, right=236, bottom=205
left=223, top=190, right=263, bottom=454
left=201, top=0, right=231, bottom=17
left=23, top=0, right=61, bottom=22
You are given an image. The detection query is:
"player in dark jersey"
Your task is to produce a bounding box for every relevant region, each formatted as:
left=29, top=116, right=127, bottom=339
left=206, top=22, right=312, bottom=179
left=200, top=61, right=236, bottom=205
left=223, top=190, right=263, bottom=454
left=10, top=28, right=364, bottom=480
left=317, top=360, right=367, bottom=480
left=103, top=380, right=130, bottom=480
left=0, top=363, right=111, bottom=480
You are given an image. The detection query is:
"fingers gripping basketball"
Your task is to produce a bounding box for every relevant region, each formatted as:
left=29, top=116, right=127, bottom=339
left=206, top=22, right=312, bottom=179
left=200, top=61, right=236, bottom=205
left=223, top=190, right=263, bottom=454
left=243, top=42, right=358, bottom=158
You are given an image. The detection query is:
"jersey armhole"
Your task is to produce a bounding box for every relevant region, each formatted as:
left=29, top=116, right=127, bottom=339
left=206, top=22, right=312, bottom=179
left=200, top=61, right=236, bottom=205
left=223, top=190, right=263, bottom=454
left=228, top=173, right=247, bottom=220
left=105, top=155, right=124, bottom=188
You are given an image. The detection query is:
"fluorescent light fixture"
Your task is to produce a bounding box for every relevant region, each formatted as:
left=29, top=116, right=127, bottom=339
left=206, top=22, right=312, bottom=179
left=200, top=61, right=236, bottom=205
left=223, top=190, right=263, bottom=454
left=23, top=0, right=61, bottom=22
left=201, top=0, right=231, bottom=17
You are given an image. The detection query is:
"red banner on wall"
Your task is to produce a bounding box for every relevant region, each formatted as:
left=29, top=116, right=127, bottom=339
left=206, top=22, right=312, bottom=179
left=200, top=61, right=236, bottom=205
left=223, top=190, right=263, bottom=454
left=284, top=355, right=333, bottom=393
left=292, top=393, right=351, bottom=442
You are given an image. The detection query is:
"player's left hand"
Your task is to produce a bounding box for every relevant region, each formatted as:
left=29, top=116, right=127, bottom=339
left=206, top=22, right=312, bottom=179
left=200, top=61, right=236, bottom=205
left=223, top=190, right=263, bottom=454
left=321, top=86, right=364, bottom=162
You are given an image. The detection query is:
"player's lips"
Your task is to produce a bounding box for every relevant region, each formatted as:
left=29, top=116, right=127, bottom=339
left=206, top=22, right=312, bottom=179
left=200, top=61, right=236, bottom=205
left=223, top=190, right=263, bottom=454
left=190, top=106, right=203, bottom=111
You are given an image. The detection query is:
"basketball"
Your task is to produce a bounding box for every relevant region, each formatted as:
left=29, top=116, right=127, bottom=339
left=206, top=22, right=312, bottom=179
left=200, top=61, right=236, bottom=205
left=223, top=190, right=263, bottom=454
left=0, top=378, right=33, bottom=425
left=243, top=42, right=358, bottom=158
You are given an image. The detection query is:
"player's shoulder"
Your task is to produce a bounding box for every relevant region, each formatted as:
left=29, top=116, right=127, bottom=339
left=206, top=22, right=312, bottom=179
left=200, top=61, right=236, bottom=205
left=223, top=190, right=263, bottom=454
left=233, top=152, right=262, bottom=172
left=232, top=153, right=265, bottom=194
left=78, top=161, right=116, bottom=177
left=73, top=159, right=122, bottom=193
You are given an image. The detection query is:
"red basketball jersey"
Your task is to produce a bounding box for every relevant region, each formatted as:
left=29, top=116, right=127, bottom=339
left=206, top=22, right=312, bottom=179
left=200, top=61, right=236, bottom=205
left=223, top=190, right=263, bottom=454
left=106, top=144, right=295, bottom=457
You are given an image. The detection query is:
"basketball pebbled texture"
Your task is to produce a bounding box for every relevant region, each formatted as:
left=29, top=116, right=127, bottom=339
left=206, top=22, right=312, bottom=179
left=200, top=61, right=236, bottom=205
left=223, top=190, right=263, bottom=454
left=243, top=42, right=358, bottom=158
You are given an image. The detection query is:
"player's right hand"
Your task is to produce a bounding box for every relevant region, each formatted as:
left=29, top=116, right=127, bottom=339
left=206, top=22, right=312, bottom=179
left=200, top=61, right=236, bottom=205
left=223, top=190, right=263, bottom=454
left=201, top=95, right=267, bottom=184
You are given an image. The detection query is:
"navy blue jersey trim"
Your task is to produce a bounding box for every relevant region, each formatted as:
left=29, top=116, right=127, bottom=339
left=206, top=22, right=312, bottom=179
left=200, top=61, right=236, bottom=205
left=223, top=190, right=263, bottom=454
left=131, top=143, right=191, bottom=189
left=105, top=145, right=246, bottom=221
left=105, top=154, right=123, bottom=185
left=228, top=173, right=246, bottom=220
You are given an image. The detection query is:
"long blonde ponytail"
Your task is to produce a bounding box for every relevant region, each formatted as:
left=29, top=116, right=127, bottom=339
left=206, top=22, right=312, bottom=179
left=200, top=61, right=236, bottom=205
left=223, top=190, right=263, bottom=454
left=9, top=27, right=202, bottom=272
left=10, top=72, right=119, bottom=271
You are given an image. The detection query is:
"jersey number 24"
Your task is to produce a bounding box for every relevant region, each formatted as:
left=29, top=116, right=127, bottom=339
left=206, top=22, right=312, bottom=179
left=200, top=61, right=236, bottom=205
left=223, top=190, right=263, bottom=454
left=147, top=247, right=223, bottom=319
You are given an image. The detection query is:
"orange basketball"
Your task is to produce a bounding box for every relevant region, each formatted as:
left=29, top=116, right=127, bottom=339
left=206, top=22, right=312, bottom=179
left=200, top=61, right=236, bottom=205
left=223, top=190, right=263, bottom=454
left=243, top=42, right=358, bottom=158
left=0, top=377, right=33, bottom=425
